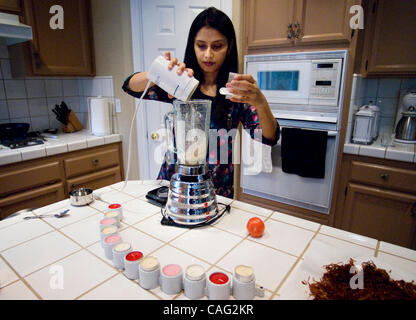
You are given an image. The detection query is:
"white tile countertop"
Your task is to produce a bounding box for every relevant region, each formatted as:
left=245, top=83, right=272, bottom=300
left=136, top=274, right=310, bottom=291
left=1, top=180, right=415, bottom=300
left=344, top=136, right=416, bottom=163
left=0, top=130, right=122, bottom=166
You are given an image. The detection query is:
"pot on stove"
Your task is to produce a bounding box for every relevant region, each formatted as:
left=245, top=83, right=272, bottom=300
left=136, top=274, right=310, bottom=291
left=0, top=123, right=30, bottom=142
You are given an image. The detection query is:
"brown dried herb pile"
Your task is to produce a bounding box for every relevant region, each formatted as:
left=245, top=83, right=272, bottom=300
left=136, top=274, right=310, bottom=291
left=302, top=258, right=416, bottom=300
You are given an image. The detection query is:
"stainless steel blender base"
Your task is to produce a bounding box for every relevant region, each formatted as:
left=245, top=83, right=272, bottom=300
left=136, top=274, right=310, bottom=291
left=163, top=164, right=219, bottom=226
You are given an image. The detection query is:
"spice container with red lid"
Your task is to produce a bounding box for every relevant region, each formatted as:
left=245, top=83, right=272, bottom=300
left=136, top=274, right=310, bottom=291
left=108, top=203, right=123, bottom=219
left=124, top=251, right=144, bottom=280
left=206, top=271, right=231, bottom=300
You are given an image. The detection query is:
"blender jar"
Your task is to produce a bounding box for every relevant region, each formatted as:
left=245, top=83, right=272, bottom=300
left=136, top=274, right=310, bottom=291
left=164, top=100, right=212, bottom=166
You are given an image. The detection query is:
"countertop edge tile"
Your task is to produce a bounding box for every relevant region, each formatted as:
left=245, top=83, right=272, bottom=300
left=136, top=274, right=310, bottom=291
left=0, top=150, right=22, bottom=165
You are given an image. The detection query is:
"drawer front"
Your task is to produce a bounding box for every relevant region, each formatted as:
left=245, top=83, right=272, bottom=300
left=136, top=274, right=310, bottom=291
left=0, top=182, right=66, bottom=220
left=64, top=148, right=120, bottom=178
left=0, top=161, right=61, bottom=197
left=66, top=166, right=121, bottom=193
left=350, top=161, right=416, bottom=193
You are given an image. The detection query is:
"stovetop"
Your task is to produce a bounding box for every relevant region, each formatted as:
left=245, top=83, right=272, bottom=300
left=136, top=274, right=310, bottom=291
left=0, top=131, right=46, bottom=149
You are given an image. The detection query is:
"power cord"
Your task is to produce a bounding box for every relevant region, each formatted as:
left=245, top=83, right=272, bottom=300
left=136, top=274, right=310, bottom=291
left=160, top=202, right=231, bottom=229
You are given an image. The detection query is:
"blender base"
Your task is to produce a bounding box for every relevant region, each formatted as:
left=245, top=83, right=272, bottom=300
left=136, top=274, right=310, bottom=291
left=162, top=164, right=219, bottom=227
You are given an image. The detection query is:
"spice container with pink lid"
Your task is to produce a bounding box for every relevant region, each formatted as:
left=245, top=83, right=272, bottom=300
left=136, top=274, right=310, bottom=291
left=102, top=234, right=122, bottom=260
left=159, top=264, right=183, bottom=295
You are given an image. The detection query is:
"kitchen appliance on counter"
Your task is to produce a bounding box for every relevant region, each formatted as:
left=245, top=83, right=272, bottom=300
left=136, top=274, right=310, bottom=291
left=394, top=90, right=416, bottom=144
left=0, top=123, right=46, bottom=149
left=395, top=106, right=416, bottom=143
left=241, top=50, right=348, bottom=214
left=161, top=99, right=219, bottom=226
left=352, top=104, right=378, bottom=145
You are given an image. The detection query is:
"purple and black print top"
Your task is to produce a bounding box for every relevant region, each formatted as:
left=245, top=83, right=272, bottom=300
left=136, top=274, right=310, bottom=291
left=122, top=73, right=279, bottom=198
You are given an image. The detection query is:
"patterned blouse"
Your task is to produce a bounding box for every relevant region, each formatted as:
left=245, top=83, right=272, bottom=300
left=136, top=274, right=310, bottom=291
left=122, top=73, right=280, bottom=198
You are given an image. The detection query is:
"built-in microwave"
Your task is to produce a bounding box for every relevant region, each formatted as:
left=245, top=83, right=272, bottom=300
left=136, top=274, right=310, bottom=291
left=245, top=53, right=343, bottom=107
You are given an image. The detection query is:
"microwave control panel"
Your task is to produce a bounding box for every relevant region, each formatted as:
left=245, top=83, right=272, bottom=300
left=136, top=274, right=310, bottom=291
left=309, top=59, right=342, bottom=101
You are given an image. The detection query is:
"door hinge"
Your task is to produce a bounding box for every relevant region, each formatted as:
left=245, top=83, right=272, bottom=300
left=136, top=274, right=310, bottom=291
left=372, top=0, right=377, bottom=14
left=351, top=29, right=355, bottom=39
left=345, top=186, right=348, bottom=196
left=365, top=60, right=368, bottom=71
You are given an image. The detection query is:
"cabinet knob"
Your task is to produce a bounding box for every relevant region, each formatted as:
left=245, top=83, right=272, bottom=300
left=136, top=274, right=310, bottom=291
left=293, top=22, right=301, bottom=39
left=287, top=23, right=293, bottom=39
left=92, top=159, right=99, bottom=166
left=380, top=173, right=389, bottom=181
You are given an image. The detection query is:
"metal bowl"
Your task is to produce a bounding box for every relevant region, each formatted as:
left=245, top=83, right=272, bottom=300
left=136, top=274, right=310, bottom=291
left=69, top=188, right=94, bottom=206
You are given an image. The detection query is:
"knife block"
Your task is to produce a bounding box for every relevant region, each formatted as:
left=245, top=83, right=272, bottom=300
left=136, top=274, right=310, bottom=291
left=62, top=111, right=83, bottom=133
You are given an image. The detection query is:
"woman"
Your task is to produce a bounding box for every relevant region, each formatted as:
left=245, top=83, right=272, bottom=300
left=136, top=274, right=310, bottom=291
left=122, top=7, right=279, bottom=198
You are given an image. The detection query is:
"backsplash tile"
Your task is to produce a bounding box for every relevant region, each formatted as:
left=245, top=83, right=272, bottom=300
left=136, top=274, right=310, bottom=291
left=346, top=74, right=416, bottom=145
left=0, top=44, right=115, bottom=133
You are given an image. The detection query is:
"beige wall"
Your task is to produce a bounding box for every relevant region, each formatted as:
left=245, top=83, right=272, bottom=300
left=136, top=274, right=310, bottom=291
left=90, top=0, right=139, bottom=179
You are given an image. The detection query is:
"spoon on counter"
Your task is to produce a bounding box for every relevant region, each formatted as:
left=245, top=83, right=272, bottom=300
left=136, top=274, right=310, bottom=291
left=23, top=209, right=70, bottom=220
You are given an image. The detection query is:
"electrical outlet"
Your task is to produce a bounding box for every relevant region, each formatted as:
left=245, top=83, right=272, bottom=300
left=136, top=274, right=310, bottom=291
left=115, top=99, right=121, bottom=113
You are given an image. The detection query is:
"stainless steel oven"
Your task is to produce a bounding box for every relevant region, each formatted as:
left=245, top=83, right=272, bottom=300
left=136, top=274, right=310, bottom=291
left=241, top=50, right=348, bottom=214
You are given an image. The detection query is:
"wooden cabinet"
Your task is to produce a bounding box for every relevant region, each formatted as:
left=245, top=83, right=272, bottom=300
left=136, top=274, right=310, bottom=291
left=244, top=0, right=354, bottom=50
left=8, top=0, right=95, bottom=77
left=0, top=142, right=123, bottom=220
left=0, top=0, right=21, bottom=13
left=334, top=154, right=416, bottom=249
left=355, top=0, right=416, bottom=76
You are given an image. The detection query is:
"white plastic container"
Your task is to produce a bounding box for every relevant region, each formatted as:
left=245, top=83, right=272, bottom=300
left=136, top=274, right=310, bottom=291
left=352, top=105, right=375, bottom=145
left=147, top=56, right=199, bottom=101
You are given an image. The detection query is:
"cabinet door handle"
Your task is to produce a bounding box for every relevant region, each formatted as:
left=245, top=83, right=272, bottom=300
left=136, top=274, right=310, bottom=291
left=293, top=22, right=301, bottom=39
left=380, top=173, right=389, bottom=181
left=411, top=203, right=416, bottom=217
left=92, top=159, right=99, bottom=166
left=287, top=23, right=293, bottom=39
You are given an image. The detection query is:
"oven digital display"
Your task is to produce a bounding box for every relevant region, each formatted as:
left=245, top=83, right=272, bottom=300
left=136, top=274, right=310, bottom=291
left=257, top=71, right=299, bottom=91
left=315, top=80, right=332, bottom=86
left=317, top=63, right=333, bottom=68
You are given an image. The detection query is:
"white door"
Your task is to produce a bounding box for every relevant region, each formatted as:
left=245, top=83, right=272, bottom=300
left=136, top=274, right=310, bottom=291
left=133, top=0, right=231, bottom=179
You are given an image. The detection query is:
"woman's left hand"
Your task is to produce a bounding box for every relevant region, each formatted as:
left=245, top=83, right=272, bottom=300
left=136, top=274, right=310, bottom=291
left=226, top=74, right=267, bottom=107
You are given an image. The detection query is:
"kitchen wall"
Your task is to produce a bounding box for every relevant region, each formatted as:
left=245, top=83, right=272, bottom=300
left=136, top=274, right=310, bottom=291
left=90, top=0, right=137, bottom=180
left=346, top=75, right=416, bottom=143
left=0, top=44, right=115, bottom=133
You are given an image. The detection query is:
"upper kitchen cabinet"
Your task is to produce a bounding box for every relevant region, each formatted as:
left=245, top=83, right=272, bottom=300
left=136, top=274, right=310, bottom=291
left=0, top=0, right=21, bottom=13
left=355, top=0, right=416, bottom=76
left=244, top=0, right=355, bottom=51
left=8, top=0, right=95, bottom=77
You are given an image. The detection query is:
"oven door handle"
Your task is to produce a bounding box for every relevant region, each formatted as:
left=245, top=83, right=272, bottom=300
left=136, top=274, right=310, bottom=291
left=279, top=126, right=338, bottom=137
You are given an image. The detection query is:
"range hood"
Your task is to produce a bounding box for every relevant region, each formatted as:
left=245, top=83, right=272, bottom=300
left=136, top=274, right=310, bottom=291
left=0, top=12, right=32, bottom=46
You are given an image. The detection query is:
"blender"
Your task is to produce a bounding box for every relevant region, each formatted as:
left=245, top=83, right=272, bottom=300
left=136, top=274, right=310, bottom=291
left=162, top=99, right=219, bottom=226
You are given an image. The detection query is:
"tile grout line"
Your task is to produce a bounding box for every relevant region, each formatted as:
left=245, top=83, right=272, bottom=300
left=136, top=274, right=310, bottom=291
left=0, top=253, right=42, bottom=299
left=269, top=224, right=322, bottom=300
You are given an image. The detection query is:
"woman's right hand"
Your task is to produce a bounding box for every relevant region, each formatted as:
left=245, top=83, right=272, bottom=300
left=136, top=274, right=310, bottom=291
left=164, top=52, right=194, bottom=98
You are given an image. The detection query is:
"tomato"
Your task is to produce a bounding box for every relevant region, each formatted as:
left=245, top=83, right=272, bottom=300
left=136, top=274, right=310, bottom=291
left=247, top=217, right=265, bottom=238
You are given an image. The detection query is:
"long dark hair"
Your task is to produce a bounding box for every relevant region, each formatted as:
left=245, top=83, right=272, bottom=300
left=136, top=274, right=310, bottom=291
left=183, top=7, right=238, bottom=126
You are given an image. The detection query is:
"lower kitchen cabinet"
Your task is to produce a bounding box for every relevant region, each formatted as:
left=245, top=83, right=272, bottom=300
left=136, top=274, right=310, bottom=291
left=0, top=142, right=124, bottom=220
left=67, top=166, right=121, bottom=192
left=0, top=183, right=66, bottom=220
left=335, top=154, right=416, bottom=249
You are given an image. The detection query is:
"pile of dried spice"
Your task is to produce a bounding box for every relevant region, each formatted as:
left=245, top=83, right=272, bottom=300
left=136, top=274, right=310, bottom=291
left=302, top=258, right=416, bottom=300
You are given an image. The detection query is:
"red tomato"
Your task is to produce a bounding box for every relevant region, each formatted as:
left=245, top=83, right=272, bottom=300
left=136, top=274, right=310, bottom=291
left=247, top=217, right=265, bottom=238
